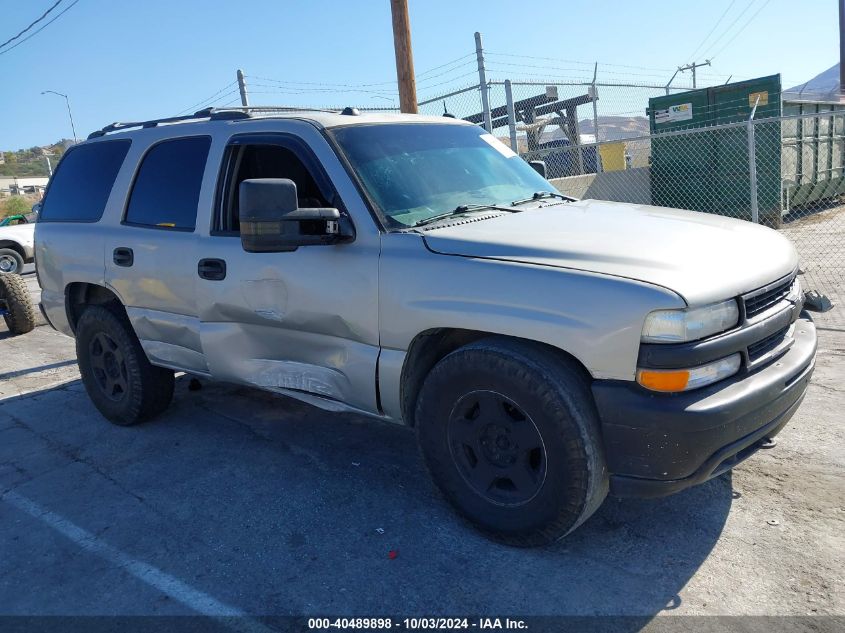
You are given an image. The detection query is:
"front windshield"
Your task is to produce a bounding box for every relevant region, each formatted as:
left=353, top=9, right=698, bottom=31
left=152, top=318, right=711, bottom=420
left=331, top=123, right=552, bottom=228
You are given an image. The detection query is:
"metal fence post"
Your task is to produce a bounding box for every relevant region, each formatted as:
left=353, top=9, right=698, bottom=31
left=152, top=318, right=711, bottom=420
left=504, top=80, right=518, bottom=152
left=237, top=69, right=250, bottom=107
left=474, top=32, right=492, bottom=133
left=591, top=63, right=602, bottom=173
left=747, top=96, right=761, bottom=224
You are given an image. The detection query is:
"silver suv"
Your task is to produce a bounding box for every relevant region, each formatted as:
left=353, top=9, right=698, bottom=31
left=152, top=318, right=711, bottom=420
left=36, top=108, right=816, bottom=545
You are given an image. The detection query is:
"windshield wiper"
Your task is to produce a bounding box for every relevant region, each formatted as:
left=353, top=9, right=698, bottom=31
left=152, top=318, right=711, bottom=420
left=412, top=203, right=516, bottom=228
left=510, top=191, right=571, bottom=206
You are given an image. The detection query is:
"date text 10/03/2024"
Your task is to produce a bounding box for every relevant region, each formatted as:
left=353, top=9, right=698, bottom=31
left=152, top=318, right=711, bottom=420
left=307, top=618, right=528, bottom=630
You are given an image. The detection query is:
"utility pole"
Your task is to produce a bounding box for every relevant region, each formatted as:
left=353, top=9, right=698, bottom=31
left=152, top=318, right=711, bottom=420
left=677, top=59, right=711, bottom=89
left=840, top=0, right=844, bottom=95
left=474, top=32, right=492, bottom=132
left=41, top=90, right=77, bottom=143
left=237, top=69, right=250, bottom=107
left=390, top=0, right=418, bottom=113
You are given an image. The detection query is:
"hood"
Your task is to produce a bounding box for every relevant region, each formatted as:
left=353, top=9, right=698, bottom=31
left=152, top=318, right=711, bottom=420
left=421, top=199, right=797, bottom=306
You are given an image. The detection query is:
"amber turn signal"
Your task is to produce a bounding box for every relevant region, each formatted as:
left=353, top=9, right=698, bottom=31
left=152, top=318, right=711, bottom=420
left=636, top=354, right=742, bottom=393
left=636, top=369, right=690, bottom=392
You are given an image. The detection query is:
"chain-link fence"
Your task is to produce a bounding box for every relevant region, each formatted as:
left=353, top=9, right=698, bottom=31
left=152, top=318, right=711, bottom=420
left=234, top=64, right=844, bottom=326
left=519, top=110, right=844, bottom=326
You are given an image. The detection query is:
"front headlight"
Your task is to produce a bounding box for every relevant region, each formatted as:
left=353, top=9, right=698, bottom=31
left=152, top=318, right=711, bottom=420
left=641, top=299, right=739, bottom=343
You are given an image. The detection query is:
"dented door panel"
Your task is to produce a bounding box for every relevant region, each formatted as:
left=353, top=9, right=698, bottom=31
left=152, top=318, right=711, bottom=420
left=196, top=239, right=380, bottom=412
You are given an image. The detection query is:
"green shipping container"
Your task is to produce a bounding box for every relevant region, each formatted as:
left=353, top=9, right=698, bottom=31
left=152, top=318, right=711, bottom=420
left=648, top=75, right=782, bottom=225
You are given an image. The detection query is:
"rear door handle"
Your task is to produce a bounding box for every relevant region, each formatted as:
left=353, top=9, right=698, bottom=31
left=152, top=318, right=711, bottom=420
left=198, top=258, right=226, bottom=281
left=113, top=247, right=134, bottom=267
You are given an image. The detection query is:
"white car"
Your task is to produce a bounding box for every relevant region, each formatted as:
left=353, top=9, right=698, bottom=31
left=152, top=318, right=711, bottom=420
left=0, top=222, right=35, bottom=274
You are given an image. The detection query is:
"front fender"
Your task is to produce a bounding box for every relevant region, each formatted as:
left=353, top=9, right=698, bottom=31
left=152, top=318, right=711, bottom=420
left=377, top=233, right=684, bottom=419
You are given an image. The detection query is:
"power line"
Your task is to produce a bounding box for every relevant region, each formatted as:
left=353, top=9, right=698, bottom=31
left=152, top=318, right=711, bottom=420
left=686, top=0, right=737, bottom=62
left=176, top=81, right=238, bottom=115
left=709, top=0, right=773, bottom=60
left=486, top=51, right=677, bottom=73
left=700, top=0, right=761, bottom=60
left=0, top=0, right=64, bottom=50
left=416, top=53, right=476, bottom=78
left=0, top=0, right=80, bottom=57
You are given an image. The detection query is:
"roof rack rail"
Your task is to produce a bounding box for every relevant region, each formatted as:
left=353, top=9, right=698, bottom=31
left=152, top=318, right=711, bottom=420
left=86, top=106, right=343, bottom=140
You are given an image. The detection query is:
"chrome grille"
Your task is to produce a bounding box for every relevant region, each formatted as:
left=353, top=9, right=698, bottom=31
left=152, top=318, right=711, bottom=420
left=743, top=277, right=794, bottom=319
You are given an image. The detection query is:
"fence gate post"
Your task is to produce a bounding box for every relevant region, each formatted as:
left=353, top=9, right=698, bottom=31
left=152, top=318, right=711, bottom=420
left=747, top=96, right=761, bottom=224
left=474, top=32, right=493, bottom=133
left=504, top=80, right=518, bottom=152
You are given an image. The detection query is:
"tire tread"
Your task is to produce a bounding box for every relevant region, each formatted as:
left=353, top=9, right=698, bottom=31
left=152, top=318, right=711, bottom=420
left=415, top=337, right=608, bottom=547
left=76, top=305, right=174, bottom=425
left=0, top=273, right=36, bottom=335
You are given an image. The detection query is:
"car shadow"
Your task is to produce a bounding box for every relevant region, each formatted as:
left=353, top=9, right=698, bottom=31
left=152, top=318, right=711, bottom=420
left=0, top=377, right=733, bottom=623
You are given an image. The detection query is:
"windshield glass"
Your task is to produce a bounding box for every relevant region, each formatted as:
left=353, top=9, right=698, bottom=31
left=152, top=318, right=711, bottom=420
left=331, top=123, right=552, bottom=228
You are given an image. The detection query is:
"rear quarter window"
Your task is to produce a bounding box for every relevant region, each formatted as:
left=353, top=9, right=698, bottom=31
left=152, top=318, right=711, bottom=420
left=39, top=140, right=131, bottom=223
left=124, top=136, right=211, bottom=231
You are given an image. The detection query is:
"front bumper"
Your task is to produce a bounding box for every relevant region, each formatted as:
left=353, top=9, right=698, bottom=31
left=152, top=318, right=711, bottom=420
left=592, top=313, right=817, bottom=498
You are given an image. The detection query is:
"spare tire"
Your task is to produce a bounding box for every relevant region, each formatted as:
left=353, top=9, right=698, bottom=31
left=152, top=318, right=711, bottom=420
left=0, top=273, right=36, bottom=335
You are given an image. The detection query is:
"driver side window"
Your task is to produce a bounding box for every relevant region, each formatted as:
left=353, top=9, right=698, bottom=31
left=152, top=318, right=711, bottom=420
left=216, top=143, right=332, bottom=234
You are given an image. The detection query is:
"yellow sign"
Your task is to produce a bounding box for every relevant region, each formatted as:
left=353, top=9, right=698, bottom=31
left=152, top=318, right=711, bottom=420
left=749, top=91, right=769, bottom=107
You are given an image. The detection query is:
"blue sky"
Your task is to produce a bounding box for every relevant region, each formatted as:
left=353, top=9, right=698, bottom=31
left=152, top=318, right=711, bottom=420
left=0, top=0, right=838, bottom=149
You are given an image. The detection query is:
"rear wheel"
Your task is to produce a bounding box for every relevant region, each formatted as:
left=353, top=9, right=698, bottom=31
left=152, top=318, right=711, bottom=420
left=76, top=305, right=174, bottom=426
left=0, top=272, right=36, bottom=335
left=0, top=248, right=24, bottom=275
left=415, top=337, right=608, bottom=547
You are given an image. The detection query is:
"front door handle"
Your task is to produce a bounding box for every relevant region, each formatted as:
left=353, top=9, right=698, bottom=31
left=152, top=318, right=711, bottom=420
left=198, top=258, right=226, bottom=281
left=113, top=247, right=134, bottom=267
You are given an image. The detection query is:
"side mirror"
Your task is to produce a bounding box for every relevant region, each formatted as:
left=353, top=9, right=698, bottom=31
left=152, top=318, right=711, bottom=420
left=239, top=178, right=354, bottom=253
left=529, top=160, right=548, bottom=179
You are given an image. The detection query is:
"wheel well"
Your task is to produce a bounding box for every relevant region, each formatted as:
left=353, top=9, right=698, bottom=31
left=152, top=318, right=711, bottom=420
left=65, top=283, right=124, bottom=333
left=399, top=328, right=593, bottom=427
left=0, top=240, right=25, bottom=258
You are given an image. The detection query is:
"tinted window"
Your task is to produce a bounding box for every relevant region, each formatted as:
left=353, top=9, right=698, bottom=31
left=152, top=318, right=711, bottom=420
left=125, top=136, right=210, bottom=230
left=39, top=140, right=131, bottom=223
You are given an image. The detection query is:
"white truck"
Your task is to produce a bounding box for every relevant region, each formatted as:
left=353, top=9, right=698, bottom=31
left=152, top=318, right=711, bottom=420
left=0, top=222, right=35, bottom=274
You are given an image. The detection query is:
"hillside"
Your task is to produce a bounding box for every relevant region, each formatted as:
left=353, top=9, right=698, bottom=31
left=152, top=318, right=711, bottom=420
left=0, top=141, right=68, bottom=178
left=786, top=63, right=841, bottom=99
left=579, top=116, right=650, bottom=140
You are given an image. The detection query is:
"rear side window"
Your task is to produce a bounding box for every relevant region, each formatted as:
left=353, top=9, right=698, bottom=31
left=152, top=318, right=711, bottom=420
left=39, top=140, right=131, bottom=223
left=125, top=136, right=211, bottom=230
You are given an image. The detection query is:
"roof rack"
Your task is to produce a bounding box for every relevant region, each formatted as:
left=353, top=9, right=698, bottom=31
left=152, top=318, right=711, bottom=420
left=86, top=106, right=343, bottom=140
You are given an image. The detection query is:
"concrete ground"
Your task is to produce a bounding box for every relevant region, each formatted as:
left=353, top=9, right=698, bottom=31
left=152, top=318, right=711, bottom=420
left=1, top=271, right=843, bottom=627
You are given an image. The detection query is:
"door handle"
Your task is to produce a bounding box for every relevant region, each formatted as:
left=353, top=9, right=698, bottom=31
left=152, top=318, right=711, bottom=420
left=198, top=258, right=226, bottom=281
left=113, top=247, right=134, bottom=267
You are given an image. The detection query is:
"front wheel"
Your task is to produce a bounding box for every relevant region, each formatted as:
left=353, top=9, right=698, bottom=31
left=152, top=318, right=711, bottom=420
left=415, top=338, right=608, bottom=547
left=76, top=305, right=174, bottom=426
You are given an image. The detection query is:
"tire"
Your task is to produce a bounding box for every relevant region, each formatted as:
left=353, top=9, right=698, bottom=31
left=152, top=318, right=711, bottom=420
left=76, top=305, right=175, bottom=426
left=0, top=272, right=36, bottom=335
left=0, top=248, right=24, bottom=275
left=415, top=337, right=608, bottom=547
